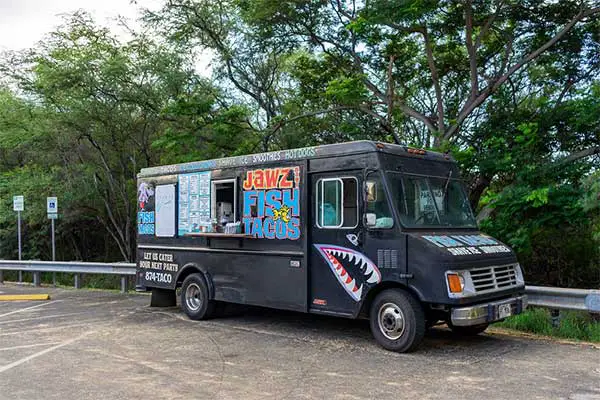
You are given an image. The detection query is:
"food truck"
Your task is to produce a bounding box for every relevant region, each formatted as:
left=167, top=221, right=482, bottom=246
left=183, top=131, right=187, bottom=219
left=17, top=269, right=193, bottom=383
left=136, top=141, right=526, bottom=352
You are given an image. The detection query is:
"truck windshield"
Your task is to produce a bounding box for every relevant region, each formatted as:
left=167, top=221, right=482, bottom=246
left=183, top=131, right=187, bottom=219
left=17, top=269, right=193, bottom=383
left=387, top=172, right=477, bottom=228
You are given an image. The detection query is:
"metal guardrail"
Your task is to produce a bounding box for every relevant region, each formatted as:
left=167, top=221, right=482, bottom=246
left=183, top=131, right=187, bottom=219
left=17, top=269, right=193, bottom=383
left=0, top=260, right=599, bottom=310
left=0, top=260, right=136, bottom=293
left=525, top=285, right=600, bottom=314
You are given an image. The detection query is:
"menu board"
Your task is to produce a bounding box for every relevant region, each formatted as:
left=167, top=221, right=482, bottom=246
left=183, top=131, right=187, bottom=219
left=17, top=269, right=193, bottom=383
left=178, top=172, right=211, bottom=235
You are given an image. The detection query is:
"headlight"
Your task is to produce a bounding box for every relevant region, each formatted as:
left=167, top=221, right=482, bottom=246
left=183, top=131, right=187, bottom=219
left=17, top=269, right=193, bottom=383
left=445, top=270, right=476, bottom=298
left=515, top=263, right=525, bottom=285
left=446, top=273, right=464, bottom=293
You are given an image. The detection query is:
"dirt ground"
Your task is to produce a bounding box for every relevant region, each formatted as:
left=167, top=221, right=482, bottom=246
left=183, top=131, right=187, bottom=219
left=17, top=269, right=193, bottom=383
left=0, top=284, right=598, bottom=400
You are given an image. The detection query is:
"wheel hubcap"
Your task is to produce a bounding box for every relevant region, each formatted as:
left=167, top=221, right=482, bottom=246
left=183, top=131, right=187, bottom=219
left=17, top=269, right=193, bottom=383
left=185, top=283, right=202, bottom=311
left=378, top=302, right=405, bottom=340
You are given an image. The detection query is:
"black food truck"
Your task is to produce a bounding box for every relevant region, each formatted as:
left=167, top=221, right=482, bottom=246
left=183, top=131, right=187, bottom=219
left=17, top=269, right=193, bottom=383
left=136, top=141, right=527, bottom=352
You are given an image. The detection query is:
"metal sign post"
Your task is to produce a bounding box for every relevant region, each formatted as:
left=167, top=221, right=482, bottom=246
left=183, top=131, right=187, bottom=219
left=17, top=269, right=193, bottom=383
left=13, top=196, right=24, bottom=283
left=47, top=197, right=58, bottom=286
left=51, top=218, right=56, bottom=261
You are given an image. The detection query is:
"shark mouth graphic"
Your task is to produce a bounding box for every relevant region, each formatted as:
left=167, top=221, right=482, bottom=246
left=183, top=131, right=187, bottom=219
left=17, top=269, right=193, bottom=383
left=314, top=244, right=382, bottom=302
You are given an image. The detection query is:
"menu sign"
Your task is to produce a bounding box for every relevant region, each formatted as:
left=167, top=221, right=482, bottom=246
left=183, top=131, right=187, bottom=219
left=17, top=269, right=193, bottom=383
left=178, top=172, right=211, bottom=235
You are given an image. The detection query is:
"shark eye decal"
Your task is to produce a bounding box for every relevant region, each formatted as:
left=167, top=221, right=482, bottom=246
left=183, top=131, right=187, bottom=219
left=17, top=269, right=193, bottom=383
left=314, top=244, right=382, bottom=302
left=346, top=234, right=359, bottom=246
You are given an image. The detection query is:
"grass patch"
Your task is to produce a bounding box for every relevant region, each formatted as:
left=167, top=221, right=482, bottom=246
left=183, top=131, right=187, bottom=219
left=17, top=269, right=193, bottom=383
left=495, top=307, right=600, bottom=342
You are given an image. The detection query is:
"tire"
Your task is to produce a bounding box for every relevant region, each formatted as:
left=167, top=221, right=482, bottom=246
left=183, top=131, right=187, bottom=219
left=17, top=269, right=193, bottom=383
left=180, top=273, right=215, bottom=320
left=449, top=322, right=489, bottom=336
left=369, top=289, right=425, bottom=353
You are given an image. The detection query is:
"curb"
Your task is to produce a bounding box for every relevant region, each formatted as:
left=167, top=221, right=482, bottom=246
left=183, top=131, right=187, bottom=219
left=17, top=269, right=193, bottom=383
left=0, top=294, right=50, bottom=301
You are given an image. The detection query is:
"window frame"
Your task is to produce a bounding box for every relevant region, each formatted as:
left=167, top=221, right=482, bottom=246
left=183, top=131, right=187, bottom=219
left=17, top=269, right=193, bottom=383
left=211, top=178, right=238, bottom=222
left=365, top=170, right=395, bottom=230
left=315, top=176, right=359, bottom=229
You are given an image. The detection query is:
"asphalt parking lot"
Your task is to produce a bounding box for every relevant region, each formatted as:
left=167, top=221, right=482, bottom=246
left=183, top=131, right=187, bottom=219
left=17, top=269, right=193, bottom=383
left=0, top=284, right=598, bottom=400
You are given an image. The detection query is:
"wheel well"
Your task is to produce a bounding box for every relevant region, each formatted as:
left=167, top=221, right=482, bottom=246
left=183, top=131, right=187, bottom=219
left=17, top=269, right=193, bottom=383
left=176, top=266, right=200, bottom=287
left=176, top=265, right=214, bottom=299
left=359, top=282, right=422, bottom=319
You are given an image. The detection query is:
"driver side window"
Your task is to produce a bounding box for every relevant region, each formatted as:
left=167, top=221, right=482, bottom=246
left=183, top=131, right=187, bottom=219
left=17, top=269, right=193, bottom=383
left=366, top=174, right=394, bottom=229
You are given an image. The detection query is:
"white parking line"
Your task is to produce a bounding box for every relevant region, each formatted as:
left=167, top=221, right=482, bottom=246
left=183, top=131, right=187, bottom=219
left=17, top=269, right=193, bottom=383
left=0, top=312, right=84, bottom=325
left=0, top=342, right=62, bottom=352
left=0, top=323, right=101, bottom=337
left=0, top=331, right=94, bottom=373
left=0, top=300, right=60, bottom=319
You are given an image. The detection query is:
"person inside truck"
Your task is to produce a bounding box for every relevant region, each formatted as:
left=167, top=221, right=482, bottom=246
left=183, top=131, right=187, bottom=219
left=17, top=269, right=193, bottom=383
left=321, top=202, right=339, bottom=226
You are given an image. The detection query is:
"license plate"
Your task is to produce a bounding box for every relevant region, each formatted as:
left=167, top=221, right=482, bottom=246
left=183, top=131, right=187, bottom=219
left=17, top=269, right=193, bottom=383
left=498, top=304, right=512, bottom=319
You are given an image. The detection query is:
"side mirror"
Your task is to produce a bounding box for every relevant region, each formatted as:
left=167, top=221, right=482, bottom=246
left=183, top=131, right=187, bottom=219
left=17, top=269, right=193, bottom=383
left=364, top=213, right=377, bottom=228
left=365, top=181, right=377, bottom=202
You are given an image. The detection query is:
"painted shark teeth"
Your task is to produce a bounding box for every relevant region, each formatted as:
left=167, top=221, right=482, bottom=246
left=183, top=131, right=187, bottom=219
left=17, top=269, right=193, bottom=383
left=314, top=244, right=382, bottom=302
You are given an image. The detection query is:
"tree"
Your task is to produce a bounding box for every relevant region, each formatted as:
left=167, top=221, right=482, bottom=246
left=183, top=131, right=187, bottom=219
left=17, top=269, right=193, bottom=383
left=235, top=0, right=600, bottom=147
left=461, top=84, right=600, bottom=287
left=1, top=12, right=251, bottom=261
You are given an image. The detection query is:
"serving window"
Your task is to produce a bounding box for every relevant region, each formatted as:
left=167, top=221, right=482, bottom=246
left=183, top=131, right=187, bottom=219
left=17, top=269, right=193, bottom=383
left=211, top=179, right=240, bottom=233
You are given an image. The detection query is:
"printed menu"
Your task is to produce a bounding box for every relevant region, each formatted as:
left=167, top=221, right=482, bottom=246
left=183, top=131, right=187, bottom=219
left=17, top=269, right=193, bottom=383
left=178, top=171, right=211, bottom=235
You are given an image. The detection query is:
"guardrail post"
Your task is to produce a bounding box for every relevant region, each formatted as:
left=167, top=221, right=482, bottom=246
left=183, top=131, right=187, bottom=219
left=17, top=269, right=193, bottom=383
left=74, top=273, right=81, bottom=289
left=120, top=276, right=128, bottom=293
left=550, top=309, right=560, bottom=328
left=0, top=271, right=3, bottom=284
left=33, top=272, right=41, bottom=287
left=18, top=271, right=22, bottom=284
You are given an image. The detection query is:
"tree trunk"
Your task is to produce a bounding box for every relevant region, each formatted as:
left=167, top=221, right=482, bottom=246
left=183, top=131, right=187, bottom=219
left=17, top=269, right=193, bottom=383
left=469, top=174, right=492, bottom=210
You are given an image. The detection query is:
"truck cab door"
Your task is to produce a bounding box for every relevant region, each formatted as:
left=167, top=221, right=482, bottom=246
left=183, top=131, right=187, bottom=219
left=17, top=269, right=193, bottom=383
left=309, top=170, right=369, bottom=316
left=362, top=170, right=408, bottom=284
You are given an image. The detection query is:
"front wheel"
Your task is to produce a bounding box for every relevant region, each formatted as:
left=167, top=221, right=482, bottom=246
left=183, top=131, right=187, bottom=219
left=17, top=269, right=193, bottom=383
left=181, top=273, right=215, bottom=320
left=369, top=289, right=425, bottom=353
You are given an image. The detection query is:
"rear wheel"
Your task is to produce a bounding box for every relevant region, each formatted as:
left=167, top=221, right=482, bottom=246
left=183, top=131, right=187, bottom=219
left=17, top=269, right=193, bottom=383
left=369, top=289, right=425, bottom=353
left=181, top=273, right=215, bottom=320
left=449, top=322, right=489, bottom=336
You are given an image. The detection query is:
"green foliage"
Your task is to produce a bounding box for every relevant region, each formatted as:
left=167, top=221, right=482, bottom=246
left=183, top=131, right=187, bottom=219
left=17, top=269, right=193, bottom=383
left=325, top=76, right=369, bottom=105
left=495, top=308, right=600, bottom=343
left=0, top=1, right=599, bottom=291
left=0, top=12, right=254, bottom=261
left=480, top=182, right=598, bottom=287
left=581, top=172, right=600, bottom=242
left=524, top=188, right=549, bottom=208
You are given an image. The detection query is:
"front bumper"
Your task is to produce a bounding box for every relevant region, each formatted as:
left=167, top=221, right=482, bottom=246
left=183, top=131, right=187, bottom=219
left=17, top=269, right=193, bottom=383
left=451, top=295, right=528, bottom=326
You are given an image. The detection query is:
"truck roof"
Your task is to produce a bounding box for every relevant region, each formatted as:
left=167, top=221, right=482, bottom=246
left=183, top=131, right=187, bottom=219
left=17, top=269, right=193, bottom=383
left=138, top=140, right=454, bottom=178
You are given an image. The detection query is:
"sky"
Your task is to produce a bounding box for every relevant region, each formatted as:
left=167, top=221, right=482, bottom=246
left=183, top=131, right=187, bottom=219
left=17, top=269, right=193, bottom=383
left=0, top=0, right=212, bottom=73
left=0, top=0, right=156, bottom=51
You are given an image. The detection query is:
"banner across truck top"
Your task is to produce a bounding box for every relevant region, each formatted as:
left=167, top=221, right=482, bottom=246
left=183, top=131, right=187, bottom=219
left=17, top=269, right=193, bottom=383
left=139, top=146, right=318, bottom=177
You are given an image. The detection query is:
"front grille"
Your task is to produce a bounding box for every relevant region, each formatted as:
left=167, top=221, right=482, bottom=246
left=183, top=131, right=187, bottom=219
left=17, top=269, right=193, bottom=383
left=470, top=264, right=518, bottom=293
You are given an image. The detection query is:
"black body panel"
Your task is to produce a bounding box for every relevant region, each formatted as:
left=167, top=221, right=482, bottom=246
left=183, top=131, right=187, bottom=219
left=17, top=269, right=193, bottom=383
left=136, top=141, right=524, bottom=319
left=405, top=232, right=521, bottom=305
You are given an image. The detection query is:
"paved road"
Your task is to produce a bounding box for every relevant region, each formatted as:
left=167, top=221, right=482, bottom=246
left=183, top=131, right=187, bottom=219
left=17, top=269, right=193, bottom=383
left=0, top=284, right=598, bottom=400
